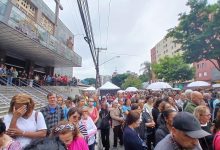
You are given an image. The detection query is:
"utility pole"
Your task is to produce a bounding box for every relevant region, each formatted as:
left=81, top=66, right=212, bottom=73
left=95, top=48, right=107, bottom=88
left=77, top=0, right=107, bottom=88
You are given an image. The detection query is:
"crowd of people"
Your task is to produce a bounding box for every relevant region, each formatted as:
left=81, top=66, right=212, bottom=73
left=0, top=64, right=78, bottom=86
left=1, top=88, right=220, bottom=150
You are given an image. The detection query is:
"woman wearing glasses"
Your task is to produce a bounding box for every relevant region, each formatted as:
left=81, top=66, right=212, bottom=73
left=52, top=121, right=88, bottom=150
left=67, top=107, right=88, bottom=138
left=194, top=105, right=213, bottom=150
left=79, top=106, right=97, bottom=150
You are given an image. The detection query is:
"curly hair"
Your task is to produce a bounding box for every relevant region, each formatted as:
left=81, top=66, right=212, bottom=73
left=8, top=93, right=35, bottom=115
left=193, top=105, right=210, bottom=121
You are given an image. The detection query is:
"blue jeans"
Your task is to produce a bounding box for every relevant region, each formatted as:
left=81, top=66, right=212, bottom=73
left=7, top=76, right=13, bottom=85
left=89, top=142, right=95, bottom=150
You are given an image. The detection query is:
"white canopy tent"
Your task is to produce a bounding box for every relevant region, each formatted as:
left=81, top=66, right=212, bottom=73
left=212, top=84, right=220, bottom=88
left=172, top=88, right=181, bottom=91
left=147, top=82, right=172, bottom=90
left=99, top=82, right=120, bottom=96
left=125, top=87, right=138, bottom=92
left=83, top=86, right=96, bottom=91
left=99, top=81, right=120, bottom=90
left=187, top=81, right=210, bottom=88
left=117, top=90, right=125, bottom=93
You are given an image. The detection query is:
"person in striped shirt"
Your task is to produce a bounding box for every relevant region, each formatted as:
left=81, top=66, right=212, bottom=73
left=67, top=108, right=88, bottom=138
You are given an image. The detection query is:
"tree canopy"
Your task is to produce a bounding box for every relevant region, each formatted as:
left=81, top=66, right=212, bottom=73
left=139, top=61, right=152, bottom=82
left=111, top=73, right=129, bottom=88
left=81, top=78, right=96, bottom=85
left=152, top=55, right=195, bottom=82
left=167, top=0, right=220, bottom=71
left=122, top=75, right=142, bottom=89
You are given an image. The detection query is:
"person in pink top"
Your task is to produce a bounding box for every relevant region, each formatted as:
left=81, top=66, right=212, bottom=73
left=88, top=98, right=99, bottom=124
left=52, top=121, right=88, bottom=150
left=213, top=119, right=220, bottom=150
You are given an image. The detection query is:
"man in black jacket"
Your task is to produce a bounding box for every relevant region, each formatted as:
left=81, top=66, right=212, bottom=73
left=100, top=103, right=111, bottom=150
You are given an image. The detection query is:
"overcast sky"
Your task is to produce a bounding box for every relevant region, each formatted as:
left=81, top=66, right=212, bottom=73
left=43, top=0, right=217, bottom=79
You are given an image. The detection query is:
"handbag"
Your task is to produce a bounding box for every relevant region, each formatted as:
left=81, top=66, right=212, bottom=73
left=95, top=117, right=102, bottom=129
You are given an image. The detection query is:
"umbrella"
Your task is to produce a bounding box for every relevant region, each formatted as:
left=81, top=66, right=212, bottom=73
left=147, top=82, right=172, bottom=90
left=83, top=86, right=96, bottom=91
left=125, top=87, right=138, bottom=92
left=172, top=88, right=181, bottom=91
left=187, top=81, right=210, bottom=88
left=212, top=84, right=220, bottom=88
left=151, top=89, right=162, bottom=91
left=117, top=90, right=125, bottom=93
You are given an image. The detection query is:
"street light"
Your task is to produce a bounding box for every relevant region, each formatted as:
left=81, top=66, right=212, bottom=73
left=99, top=56, right=120, bottom=66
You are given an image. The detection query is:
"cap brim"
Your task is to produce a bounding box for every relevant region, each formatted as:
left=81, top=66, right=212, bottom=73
left=185, top=130, right=211, bottom=138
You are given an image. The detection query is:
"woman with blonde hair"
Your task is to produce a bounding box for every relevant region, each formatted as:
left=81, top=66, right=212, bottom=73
left=3, top=93, right=47, bottom=148
left=193, top=105, right=213, bottom=150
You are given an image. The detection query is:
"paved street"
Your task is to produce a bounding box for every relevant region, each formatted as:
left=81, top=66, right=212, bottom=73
left=96, top=129, right=124, bottom=150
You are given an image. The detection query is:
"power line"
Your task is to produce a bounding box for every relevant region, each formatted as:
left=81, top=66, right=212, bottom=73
left=70, top=0, right=85, bottom=35
left=105, top=0, right=112, bottom=48
left=66, top=0, right=82, bottom=34
left=98, top=0, right=102, bottom=47
left=103, top=51, right=140, bottom=57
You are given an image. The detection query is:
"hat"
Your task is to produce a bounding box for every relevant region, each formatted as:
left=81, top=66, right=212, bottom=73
left=173, top=112, right=210, bottom=138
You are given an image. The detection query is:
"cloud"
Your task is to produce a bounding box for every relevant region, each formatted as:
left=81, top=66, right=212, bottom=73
left=43, top=0, right=216, bottom=79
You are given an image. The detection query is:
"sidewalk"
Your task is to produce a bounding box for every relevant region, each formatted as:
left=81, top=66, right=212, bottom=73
left=95, top=129, right=124, bottom=150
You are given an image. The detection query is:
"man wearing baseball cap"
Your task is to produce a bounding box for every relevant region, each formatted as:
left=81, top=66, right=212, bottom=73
left=155, top=112, right=210, bottom=150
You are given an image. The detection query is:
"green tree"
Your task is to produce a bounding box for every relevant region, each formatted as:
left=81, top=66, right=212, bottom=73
left=152, top=55, right=195, bottom=82
left=111, top=73, right=129, bottom=88
left=82, top=78, right=96, bottom=85
left=167, top=0, right=220, bottom=71
left=139, top=61, right=152, bottom=82
left=122, top=75, right=142, bottom=89
left=139, top=74, right=148, bottom=82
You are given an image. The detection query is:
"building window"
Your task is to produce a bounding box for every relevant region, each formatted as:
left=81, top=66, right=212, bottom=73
left=16, top=0, right=36, bottom=19
left=204, top=72, right=207, bottom=76
left=199, top=73, right=202, bottom=77
left=40, top=14, right=54, bottom=34
left=197, top=64, right=200, bottom=69
left=202, top=63, right=205, bottom=68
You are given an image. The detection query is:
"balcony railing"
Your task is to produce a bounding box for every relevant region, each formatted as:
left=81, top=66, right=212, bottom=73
left=0, top=0, right=82, bottom=67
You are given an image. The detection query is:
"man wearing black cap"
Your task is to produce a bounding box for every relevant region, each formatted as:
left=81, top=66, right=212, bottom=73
left=155, top=112, right=210, bottom=150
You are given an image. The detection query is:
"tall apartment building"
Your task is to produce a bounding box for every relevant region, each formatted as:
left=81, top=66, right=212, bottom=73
left=0, top=0, right=82, bottom=78
left=154, top=37, right=182, bottom=63
left=150, top=36, right=220, bottom=82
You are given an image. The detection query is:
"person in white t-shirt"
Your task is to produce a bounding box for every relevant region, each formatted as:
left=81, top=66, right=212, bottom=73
left=3, top=93, right=47, bottom=148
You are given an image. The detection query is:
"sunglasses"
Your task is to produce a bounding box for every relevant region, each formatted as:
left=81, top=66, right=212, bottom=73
left=72, top=115, right=81, bottom=119
left=54, top=124, right=74, bottom=133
